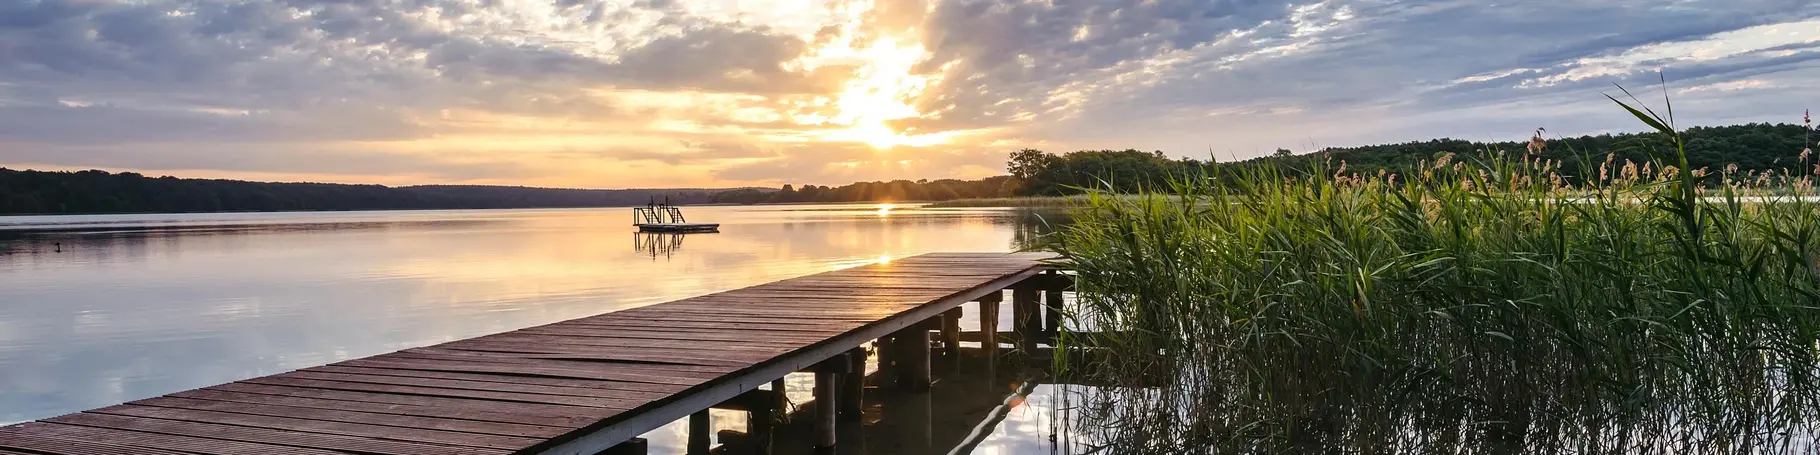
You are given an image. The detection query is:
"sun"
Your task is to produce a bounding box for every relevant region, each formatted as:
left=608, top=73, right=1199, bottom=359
left=795, top=17, right=953, bottom=150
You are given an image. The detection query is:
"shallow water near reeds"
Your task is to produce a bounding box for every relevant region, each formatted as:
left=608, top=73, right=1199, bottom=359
left=0, top=204, right=1075, bottom=454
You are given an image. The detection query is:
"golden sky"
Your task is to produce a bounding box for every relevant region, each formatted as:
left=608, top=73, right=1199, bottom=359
left=1, top=0, right=1815, bottom=188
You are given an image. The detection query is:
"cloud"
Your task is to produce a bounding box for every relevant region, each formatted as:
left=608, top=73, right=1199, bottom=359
left=1, top=0, right=1816, bottom=186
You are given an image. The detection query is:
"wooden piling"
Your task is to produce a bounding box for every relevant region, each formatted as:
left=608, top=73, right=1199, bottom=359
left=839, top=348, right=866, bottom=421
left=979, top=291, right=1002, bottom=360
left=941, top=308, right=963, bottom=358
left=897, top=322, right=933, bottom=391
left=1013, top=287, right=1040, bottom=353
left=814, top=370, right=838, bottom=451
left=1045, top=288, right=1065, bottom=338
left=687, top=410, right=710, bottom=454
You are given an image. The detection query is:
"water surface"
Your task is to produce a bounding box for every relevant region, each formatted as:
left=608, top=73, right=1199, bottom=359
left=0, top=204, right=1068, bottom=453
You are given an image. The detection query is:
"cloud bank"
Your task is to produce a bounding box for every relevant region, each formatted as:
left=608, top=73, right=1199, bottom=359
left=1, top=0, right=1815, bottom=187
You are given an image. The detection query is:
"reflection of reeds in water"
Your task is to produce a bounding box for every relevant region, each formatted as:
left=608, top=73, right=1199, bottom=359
left=1045, top=99, right=1820, bottom=454
left=633, top=232, right=687, bottom=259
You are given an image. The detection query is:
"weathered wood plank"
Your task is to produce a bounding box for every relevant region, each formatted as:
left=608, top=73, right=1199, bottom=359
left=44, top=412, right=506, bottom=455
left=0, top=431, right=200, bottom=455
left=204, top=383, right=621, bottom=419
left=302, top=365, right=680, bottom=396
left=286, top=369, right=668, bottom=401
left=129, top=396, right=569, bottom=438
left=169, top=388, right=593, bottom=428
left=239, top=376, right=646, bottom=409
left=0, top=422, right=348, bottom=455
left=88, top=405, right=541, bottom=450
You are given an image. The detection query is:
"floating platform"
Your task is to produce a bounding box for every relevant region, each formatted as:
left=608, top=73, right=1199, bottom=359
left=0, top=252, right=1067, bottom=455
left=635, top=223, right=720, bottom=233
left=633, top=202, right=716, bottom=234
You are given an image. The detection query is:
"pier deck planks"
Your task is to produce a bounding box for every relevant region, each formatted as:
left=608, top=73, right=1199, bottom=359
left=0, top=252, right=1052, bottom=455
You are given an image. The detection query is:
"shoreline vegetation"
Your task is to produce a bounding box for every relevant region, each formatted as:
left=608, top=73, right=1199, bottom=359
left=1044, top=95, right=1820, bottom=453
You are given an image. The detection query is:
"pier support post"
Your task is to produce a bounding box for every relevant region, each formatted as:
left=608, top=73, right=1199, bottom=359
left=814, top=369, right=838, bottom=452
left=895, top=321, right=933, bottom=392
left=940, top=308, right=962, bottom=360
left=875, top=335, right=898, bottom=387
left=979, top=291, right=1002, bottom=360
left=1045, top=287, right=1065, bottom=339
left=839, top=348, right=866, bottom=421
left=1013, top=287, right=1039, bottom=353
left=687, top=410, right=711, bottom=455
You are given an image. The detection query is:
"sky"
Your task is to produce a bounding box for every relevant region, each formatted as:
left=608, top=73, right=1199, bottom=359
left=0, top=0, right=1816, bottom=189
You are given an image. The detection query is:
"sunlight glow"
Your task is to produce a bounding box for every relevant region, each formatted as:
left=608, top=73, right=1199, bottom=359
left=875, top=203, right=895, bottom=217
left=793, top=1, right=949, bottom=150
left=877, top=254, right=893, bottom=264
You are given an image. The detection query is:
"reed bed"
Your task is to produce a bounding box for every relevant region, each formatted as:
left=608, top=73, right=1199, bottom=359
left=1046, top=97, right=1820, bottom=454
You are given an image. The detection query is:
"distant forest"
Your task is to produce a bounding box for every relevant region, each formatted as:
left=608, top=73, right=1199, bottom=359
left=3, top=122, right=1811, bottom=214
left=706, top=177, right=1015, bottom=205
left=0, top=169, right=725, bottom=215
left=1010, top=122, right=1815, bottom=195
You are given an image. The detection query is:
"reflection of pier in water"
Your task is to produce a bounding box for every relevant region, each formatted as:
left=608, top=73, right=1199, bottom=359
left=633, top=232, right=689, bottom=259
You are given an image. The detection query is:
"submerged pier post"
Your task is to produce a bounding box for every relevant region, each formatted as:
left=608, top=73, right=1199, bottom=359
left=814, top=369, right=839, bottom=452
left=895, top=320, right=933, bottom=391
left=940, top=308, right=962, bottom=360
left=875, top=335, right=899, bottom=388
left=753, top=379, right=786, bottom=455
left=979, top=291, right=1002, bottom=360
left=687, top=410, right=710, bottom=454
left=1013, top=287, right=1039, bottom=353
left=839, top=348, right=866, bottom=421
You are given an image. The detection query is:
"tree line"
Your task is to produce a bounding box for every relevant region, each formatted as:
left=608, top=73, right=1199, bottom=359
left=0, top=169, right=724, bottom=215
left=1007, top=122, right=1815, bottom=195
left=706, top=177, right=1016, bottom=204
left=3, top=122, right=1810, bottom=214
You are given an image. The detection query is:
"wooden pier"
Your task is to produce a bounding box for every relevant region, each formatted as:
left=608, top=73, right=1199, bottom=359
left=0, top=252, right=1066, bottom=455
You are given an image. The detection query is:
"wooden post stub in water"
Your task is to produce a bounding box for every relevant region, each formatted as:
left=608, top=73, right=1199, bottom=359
left=687, top=410, right=710, bottom=454
left=839, top=348, right=866, bottom=421
left=896, top=322, right=932, bottom=392
left=1013, top=287, right=1039, bottom=354
left=813, top=369, right=838, bottom=451
left=978, top=291, right=1001, bottom=361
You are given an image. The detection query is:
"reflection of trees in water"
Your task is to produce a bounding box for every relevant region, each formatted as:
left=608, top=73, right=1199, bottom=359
left=633, top=232, right=688, bottom=259
left=1010, top=209, right=1071, bottom=251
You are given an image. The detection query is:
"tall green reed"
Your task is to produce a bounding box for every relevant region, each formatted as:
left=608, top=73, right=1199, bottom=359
left=1047, top=96, right=1820, bottom=454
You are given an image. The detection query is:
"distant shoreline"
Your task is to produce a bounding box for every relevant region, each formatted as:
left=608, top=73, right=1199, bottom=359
left=0, top=199, right=1081, bottom=217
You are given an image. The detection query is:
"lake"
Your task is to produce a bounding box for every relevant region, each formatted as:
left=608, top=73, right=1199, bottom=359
left=0, top=204, right=1073, bottom=454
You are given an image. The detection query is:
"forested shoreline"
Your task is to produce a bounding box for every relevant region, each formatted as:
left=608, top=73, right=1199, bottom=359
left=5, top=122, right=1810, bottom=214
left=0, top=169, right=728, bottom=215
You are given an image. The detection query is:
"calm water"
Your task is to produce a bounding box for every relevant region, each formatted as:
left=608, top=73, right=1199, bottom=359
left=0, top=204, right=1072, bottom=453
